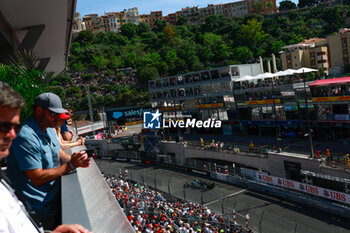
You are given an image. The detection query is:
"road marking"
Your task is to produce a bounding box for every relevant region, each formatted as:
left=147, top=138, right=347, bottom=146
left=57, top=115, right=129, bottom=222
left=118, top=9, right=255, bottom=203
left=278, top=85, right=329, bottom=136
left=204, top=189, right=247, bottom=206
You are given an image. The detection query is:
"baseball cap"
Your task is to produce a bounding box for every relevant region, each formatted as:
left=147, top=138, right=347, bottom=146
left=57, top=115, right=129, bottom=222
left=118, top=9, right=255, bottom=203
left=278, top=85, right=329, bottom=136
left=34, top=93, right=67, bottom=114
left=59, top=110, right=71, bottom=120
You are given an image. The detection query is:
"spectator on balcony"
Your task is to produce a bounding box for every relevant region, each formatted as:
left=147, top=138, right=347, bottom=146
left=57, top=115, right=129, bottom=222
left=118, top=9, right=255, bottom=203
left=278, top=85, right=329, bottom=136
left=7, top=93, right=91, bottom=230
left=0, top=84, right=91, bottom=233
left=54, top=111, right=84, bottom=150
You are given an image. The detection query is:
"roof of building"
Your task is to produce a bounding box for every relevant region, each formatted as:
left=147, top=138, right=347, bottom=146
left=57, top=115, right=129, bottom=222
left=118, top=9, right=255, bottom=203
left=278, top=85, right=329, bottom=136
left=309, top=76, right=350, bottom=86
left=0, top=0, right=75, bottom=76
left=298, top=38, right=326, bottom=45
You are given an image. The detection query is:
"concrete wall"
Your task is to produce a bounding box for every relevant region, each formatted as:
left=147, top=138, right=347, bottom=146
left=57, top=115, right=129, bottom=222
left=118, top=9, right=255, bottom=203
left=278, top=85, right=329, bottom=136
left=160, top=141, right=345, bottom=179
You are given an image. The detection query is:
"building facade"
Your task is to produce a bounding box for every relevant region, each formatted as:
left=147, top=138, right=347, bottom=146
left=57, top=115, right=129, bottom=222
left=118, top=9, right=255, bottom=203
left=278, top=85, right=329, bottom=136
left=139, top=11, right=163, bottom=28
left=82, top=14, right=103, bottom=32
left=327, top=28, right=350, bottom=75
left=73, top=12, right=84, bottom=34
left=280, top=38, right=329, bottom=74
left=148, top=64, right=261, bottom=134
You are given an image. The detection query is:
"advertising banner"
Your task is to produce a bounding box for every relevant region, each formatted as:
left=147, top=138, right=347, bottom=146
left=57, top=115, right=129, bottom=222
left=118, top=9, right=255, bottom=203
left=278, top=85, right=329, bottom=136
left=246, top=99, right=281, bottom=105
left=312, top=96, right=350, bottom=102
left=106, top=106, right=153, bottom=121
left=196, top=103, right=224, bottom=109
left=256, top=172, right=350, bottom=204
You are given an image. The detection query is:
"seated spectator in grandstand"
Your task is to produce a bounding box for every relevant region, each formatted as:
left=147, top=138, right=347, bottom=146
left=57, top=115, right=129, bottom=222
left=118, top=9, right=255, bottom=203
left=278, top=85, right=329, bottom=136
left=55, top=111, right=84, bottom=149
left=0, top=84, right=91, bottom=233
left=7, top=92, right=91, bottom=230
left=105, top=174, right=241, bottom=233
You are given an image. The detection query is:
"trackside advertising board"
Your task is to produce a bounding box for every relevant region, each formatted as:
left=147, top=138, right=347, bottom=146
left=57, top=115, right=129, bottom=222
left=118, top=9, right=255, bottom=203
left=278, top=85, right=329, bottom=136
left=257, top=172, right=350, bottom=205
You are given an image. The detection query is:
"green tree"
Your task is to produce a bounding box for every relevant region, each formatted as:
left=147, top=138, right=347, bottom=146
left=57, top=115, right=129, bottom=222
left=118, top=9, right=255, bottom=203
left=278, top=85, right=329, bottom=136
left=164, top=25, right=178, bottom=45
left=104, top=94, right=116, bottom=107
left=176, top=16, right=188, bottom=26
left=240, top=18, right=269, bottom=55
left=0, top=51, right=46, bottom=121
left=298, top=0, right=319, bottom=8
left=279, top=0, right=297, bottom=11
left=153, top=19, right=168, bottom=33
left=136, top=66, right=159, bottom=85
left=120, top=23, right=138, bottom=39
left=138, top=23, right=150, bottom=34
left=71, top=61, right=85, bottom=71
left=75, top=30, right=95, bottom=45
left=91, top=56, right=108, bottom=71
left=253, top=2, right=264, bottom=14
left=233, top=46, right=253, bottom=63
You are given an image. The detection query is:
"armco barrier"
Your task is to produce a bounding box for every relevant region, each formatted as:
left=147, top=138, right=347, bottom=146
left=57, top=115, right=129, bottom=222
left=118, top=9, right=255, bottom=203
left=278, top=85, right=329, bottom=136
left=212, top=172, right=350, bottom=218
left=97, top=157, right=350, bottom=218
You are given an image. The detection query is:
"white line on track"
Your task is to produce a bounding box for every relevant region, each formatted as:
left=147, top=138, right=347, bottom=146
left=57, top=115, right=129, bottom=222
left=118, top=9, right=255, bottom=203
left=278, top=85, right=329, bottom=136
left=204, top=189, right=247, bottom=207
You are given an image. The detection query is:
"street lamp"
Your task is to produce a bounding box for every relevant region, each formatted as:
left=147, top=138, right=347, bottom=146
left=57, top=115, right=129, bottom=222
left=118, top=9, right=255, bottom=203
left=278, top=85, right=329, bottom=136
left=297, top=68, right=317, bottom=158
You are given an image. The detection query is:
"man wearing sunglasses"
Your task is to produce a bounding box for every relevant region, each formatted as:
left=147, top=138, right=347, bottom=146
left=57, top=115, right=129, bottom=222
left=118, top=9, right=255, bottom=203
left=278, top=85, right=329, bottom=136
left=0, top=85, right=91, bottom=232
left=6, top=92, right=91, bottom=230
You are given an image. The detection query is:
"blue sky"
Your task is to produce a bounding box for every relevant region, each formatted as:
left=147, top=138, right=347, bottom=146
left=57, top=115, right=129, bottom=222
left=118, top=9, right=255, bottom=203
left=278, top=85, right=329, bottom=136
left=77, top=0, right=296, bottom=17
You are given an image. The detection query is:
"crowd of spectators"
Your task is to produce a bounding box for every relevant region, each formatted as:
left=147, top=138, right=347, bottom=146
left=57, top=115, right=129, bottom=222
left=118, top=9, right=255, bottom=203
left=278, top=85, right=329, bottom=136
left=246, top=92, right=282, bottom=101
left=235, top=76, right=303, bottom=90
left=105, top=175, right=250, bottom=233
left=318, top=86, right=349, bottom=97
left=63, top=69, right=138, bottom=102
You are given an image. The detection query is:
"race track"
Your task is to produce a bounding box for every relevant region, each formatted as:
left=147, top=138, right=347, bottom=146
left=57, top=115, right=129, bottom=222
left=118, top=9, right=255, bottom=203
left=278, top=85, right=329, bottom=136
left=96, top=160, right=350, bottom=233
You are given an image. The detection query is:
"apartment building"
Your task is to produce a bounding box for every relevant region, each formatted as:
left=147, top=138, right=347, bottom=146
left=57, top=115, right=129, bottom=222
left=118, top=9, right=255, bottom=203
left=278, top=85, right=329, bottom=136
left=327, top=28, right=350, bottom=75
left=82, top=14, right=103, bottom=32
left=182, top=6, right=201, bottom=25
left=124, top=7, right=140, bottom=25
left=139, top=11, right=163, bottom=28
left=104, top=12, right=125, bottom=32
left=246, top=0, right=277, bottom=15
left=280, top=38, right=329, bottom=74
left=73, top=12, right=84, bottom=34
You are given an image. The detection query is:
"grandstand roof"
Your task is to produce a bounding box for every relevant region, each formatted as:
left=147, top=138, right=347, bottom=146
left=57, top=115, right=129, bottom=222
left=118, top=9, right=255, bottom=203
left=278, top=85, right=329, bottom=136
left=309, top=77, right=350, bottom=86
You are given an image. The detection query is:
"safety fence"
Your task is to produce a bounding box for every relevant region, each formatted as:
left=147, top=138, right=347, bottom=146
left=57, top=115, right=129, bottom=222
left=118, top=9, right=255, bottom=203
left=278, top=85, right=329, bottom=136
left=97, top=160, right=350, bottom=233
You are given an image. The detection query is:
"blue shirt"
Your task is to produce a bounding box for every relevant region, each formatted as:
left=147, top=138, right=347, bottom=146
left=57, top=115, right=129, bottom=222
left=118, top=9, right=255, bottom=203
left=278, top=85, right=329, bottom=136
left=7, top=116, right=61, bottom=216
left=60, top=121, right=69, bottom=133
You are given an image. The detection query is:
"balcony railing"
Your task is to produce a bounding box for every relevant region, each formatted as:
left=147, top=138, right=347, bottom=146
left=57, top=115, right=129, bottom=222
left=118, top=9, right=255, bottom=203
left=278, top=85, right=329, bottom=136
left=62, top=146, right=134, bottom=233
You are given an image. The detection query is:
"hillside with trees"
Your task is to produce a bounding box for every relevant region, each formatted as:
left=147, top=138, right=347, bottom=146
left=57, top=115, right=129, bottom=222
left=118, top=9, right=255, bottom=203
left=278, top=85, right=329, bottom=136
left=53, top=4, right=350, bottom=110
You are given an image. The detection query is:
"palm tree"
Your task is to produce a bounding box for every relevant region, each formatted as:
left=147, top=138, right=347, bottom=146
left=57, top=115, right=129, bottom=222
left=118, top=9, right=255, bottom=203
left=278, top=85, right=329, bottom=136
left=0, top=50, right=46, bottom=121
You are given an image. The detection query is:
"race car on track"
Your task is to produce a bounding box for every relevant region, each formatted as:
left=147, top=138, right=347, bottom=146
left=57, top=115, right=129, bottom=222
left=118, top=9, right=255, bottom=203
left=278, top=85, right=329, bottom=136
left=183, top=179, right=215, bottom=191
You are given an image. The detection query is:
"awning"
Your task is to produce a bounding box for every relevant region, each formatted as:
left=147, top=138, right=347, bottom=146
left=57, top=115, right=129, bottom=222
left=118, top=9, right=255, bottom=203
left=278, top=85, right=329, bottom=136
left=309, top=77, right=350, bottom=86
left=234, top=75, right=255, bottom=82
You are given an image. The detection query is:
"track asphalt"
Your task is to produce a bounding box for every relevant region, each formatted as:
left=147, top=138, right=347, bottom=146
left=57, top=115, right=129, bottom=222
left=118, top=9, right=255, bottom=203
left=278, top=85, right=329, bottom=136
left=96, top=160, right=350, bottom=233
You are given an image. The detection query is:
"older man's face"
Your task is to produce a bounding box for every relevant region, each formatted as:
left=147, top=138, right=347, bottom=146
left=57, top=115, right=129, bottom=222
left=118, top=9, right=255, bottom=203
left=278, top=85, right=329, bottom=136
left=0, top=106, right=20, bottom=159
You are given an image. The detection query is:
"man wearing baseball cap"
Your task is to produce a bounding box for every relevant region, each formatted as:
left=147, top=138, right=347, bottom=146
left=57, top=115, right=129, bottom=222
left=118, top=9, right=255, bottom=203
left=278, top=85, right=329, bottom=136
left=7, top=92, right=91, bottom=230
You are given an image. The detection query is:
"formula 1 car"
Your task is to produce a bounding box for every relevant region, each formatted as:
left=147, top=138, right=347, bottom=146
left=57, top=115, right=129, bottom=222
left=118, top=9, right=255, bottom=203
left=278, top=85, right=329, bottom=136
left=183, top=179, right=215, bottom=191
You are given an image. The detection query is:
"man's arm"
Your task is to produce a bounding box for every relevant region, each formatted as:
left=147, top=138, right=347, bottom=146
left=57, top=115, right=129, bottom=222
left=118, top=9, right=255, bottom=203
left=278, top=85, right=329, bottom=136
left=24, top=164, right=71, bottom=186
left=59, top=148, right=72, bottom=164
left=24, top=151, right=90, bottom=186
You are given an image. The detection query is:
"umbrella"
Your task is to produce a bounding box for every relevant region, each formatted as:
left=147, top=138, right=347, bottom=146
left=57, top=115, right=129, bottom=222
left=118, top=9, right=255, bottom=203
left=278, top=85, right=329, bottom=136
left=234, top=75, right=255, bottom=82
left=273, top=69, right=298, bottom=77
left=295, top=67, right=318, bottom=74
left=254, top=72, right=275, bottom=80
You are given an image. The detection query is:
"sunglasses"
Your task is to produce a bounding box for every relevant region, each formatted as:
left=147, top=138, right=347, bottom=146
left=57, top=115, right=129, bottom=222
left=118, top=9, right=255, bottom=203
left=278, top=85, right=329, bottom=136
left=48, top=110, right=60, bottom=117
left=0, top=122, right=22, bottom=134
